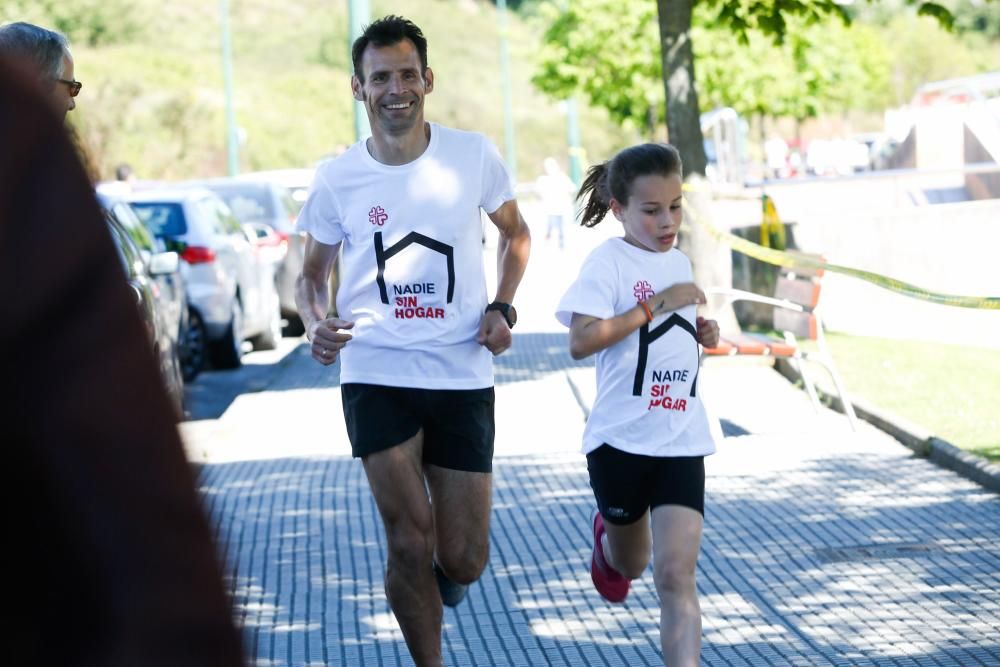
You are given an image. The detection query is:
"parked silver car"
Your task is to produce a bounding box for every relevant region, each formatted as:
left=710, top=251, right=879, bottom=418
left=127, top=188, right=282, bottom=373
left=99, top=197, right=186, bottom=415
left=187, top=177, right=305, bottom=334
left=238, top=167, right=315, bottom=207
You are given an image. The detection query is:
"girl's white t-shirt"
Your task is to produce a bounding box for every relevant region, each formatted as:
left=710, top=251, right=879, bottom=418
left=556, top=238, right=717, bottom=457
left=296, top=123, right=514, bottom=389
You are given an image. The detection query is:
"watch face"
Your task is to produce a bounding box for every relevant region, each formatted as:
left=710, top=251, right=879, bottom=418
left=507, top=305, right=517, bottom=325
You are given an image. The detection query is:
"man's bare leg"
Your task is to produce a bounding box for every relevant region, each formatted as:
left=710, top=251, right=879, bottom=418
left=425, top=465, right=492, bottom=588
left=362, top=431, right=443, bottom=667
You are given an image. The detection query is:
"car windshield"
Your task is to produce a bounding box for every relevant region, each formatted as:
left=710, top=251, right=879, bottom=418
left=206, top=184, right=276, bottom=224
left=112, top=202, right=158, bottom=254
left=131, top=202, right=187, bottom=237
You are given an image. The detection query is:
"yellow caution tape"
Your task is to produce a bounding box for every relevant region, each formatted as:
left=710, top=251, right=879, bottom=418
left=681, top=197, right=1000, bottom=310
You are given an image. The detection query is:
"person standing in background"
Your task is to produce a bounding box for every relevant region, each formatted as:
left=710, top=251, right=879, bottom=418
left=535, top=156, right=576, bottom=249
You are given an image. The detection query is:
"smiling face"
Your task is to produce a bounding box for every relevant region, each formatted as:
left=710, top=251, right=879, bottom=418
left=611, top=172, right=683, bottom=253
left=352, top=38, right=433, bottom=138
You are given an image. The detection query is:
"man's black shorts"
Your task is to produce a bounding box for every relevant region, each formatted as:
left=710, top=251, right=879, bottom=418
left=586, top=444, right=705, bottom=525
left=341, top=383, right=495, bottom=473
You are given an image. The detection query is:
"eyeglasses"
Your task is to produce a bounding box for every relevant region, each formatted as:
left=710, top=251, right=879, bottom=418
left=55, top=78, right=82, bottom=97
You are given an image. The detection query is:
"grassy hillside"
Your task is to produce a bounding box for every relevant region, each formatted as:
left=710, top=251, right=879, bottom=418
left=41, top=0, right=635, bottom=183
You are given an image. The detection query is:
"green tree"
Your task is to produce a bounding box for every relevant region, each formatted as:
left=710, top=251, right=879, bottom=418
left=533, top=0, right=954, bottom=320
left=953, top=0, right=1000, bottom=38
left=535, top=0, right=956, bottom=174
left=532, top=1, right=663, bottom=137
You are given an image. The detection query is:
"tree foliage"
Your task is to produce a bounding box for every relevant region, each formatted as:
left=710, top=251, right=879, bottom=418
left=532, top=1, right=663, bottom=135
left=531, top=0, right=876, bottom=132
left=1, top=0, right=148, bottom=47
left=701, top=0, right=849, bottom=44
left=952, top=0, right=1000, bottom=37
left=533, top=0, right=896, bottom=131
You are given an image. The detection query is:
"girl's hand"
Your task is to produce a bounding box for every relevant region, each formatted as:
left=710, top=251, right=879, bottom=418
left=696, top=316, right=720, bottom=348
left=646, top=282, right=706, bottom=316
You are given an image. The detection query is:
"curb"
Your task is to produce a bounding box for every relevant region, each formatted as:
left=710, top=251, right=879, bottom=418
left=773, top=358, right=1000, bottom=495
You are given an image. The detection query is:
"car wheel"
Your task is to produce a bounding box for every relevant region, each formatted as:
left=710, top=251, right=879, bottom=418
left=209, top=298, right=243, bottom=370
left=180, top=308, right=207, bottom=381
left=252, top=304, right=282, bottom=351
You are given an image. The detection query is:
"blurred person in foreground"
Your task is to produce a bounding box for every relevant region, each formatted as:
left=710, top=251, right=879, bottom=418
left=0, top=21, right=80, bottom=118
left=0, top=61, right=245, bottom=667
left=295, top=14, right=530, bottom=667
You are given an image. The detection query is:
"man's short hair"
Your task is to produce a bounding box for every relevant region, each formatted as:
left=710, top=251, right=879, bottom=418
left=0, top=22, right=71, bottom=81
left=351, top=15, right=428, bottom=83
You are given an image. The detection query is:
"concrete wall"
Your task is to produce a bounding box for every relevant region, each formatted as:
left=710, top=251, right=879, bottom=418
left=787, top=199, right=1000, bottom=349
left=964, top=115, right=1000, bottom=200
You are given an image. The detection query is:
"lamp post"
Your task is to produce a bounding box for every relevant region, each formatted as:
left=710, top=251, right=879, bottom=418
left=220, top=0, right=238, bottom=176
left=348, top=0, right=371, bottom=141
left=566, top=98, right=583, bottom=186
left=497, top=0, right=518, bottom=183
left=559, top=0, right=582, bottom=186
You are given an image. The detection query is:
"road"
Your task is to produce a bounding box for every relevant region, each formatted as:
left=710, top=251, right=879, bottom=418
left=179, top=217, right=1000, bottom=666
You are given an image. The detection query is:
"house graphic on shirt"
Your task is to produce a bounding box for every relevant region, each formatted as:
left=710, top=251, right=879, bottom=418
left=633, top=314, right=700, bottom=398
left=374, top=231, right=456, bottom=305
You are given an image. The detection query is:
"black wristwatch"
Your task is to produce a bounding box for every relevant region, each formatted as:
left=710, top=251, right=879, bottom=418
left=485, top=301, right=517, bottom=328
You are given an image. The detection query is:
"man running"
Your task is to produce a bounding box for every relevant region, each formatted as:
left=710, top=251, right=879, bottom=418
left=294, top=15, right=530, bottom=667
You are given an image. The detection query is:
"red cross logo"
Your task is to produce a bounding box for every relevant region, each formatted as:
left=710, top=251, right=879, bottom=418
left=633, top=280, right=654, bottom=302
left=369, top=205, right=388, bottom=226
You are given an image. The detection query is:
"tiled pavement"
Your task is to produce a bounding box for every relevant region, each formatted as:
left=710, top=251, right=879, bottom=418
left=184, top=222, right=1000, bottom=666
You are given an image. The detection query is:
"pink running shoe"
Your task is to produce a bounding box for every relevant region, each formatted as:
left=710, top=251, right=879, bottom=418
left=590, top=511, right=630, bottom=603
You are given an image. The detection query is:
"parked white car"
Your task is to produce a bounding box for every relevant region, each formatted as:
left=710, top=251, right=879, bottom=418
left=186, top=177, right=306, bottom=334
left=128, top=188, right=282, bottom=372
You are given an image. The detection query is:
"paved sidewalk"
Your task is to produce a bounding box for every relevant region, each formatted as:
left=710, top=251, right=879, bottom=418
left=184, top=222, right=1000, bottom=666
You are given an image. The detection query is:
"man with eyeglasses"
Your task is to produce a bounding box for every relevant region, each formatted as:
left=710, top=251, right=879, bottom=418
left=0, top=21, right=80, bottom=118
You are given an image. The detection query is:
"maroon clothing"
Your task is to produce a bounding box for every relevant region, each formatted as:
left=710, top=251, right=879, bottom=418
left=0, top=59, right=246, bottom=667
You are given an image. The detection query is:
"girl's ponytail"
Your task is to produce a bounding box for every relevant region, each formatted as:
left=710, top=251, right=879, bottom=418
left=576, top=161, right=611, bottom=228
left=577, top=143, right=682, bottom=227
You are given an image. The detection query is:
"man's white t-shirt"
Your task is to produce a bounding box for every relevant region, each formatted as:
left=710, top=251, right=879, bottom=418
left=556, top=238, right=716, bottom=458
left=297, top=123, right=514, bottom=389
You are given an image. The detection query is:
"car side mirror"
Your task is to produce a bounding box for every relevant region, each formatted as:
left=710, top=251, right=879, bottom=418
left=149, top=251, right=180, bottom=275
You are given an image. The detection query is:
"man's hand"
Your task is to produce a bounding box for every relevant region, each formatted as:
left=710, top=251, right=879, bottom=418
left=696, top=316, right=720, bottom=348
left=477, top=310, right=512, bottom=356
left=308, top=317, right=355, bottom=365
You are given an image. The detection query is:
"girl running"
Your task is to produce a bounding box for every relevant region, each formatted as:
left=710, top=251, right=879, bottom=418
left=556, top=143, right=719, bottom=666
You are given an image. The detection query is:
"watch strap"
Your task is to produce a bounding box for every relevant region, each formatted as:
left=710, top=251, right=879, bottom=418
left=485, top=301, right=515, bottom=328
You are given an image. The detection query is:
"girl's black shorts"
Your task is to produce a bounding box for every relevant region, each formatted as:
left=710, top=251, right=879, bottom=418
left=341, top=383, right=495, bottom=473
left=586, top=444, right=705, bottom=525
